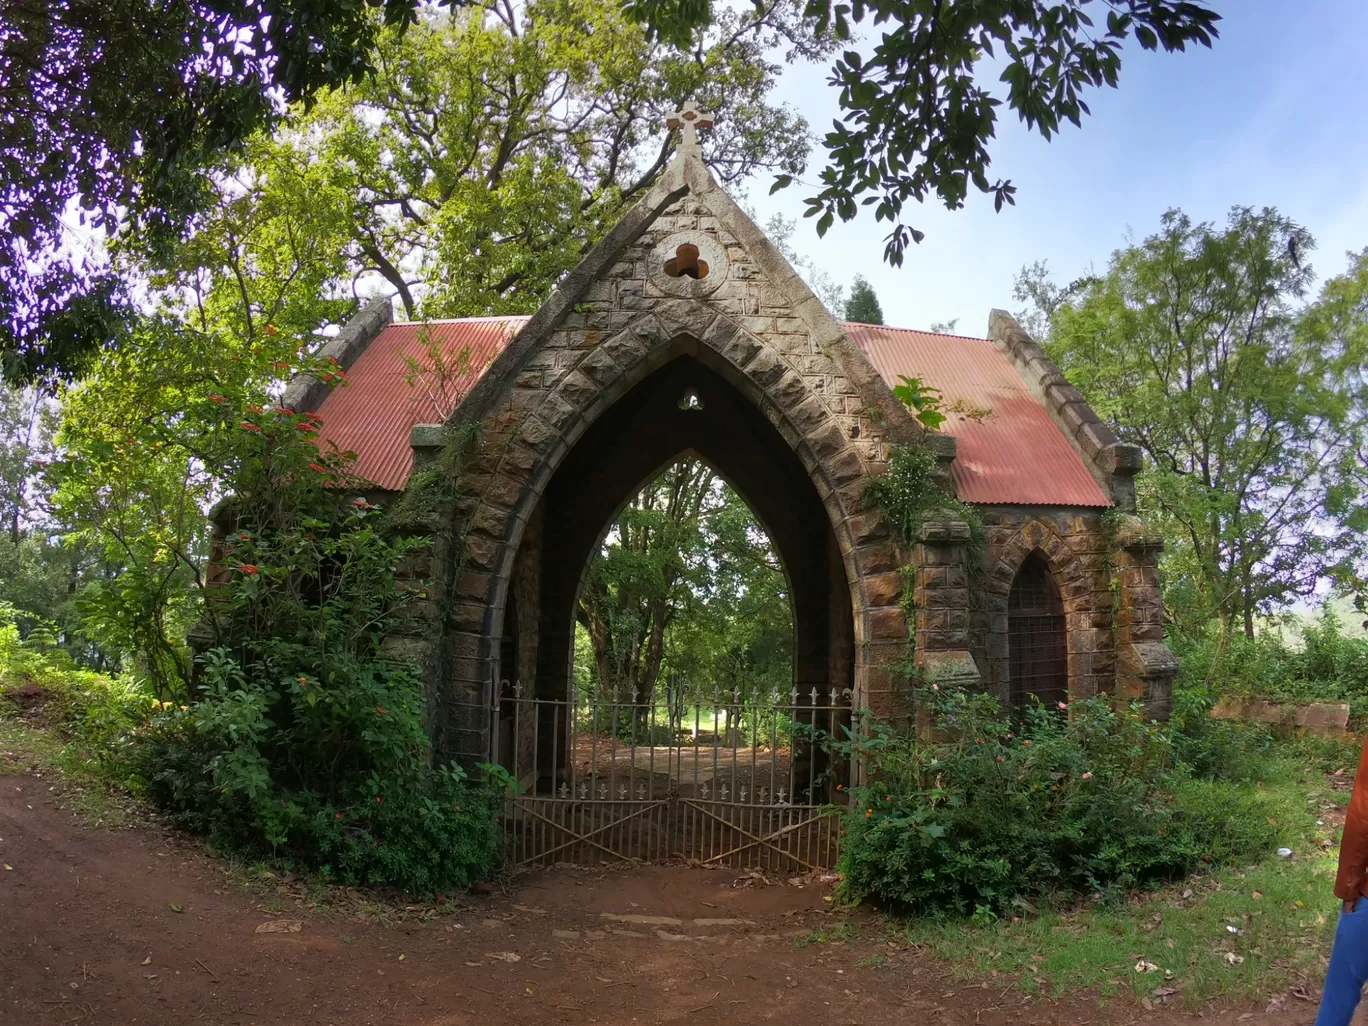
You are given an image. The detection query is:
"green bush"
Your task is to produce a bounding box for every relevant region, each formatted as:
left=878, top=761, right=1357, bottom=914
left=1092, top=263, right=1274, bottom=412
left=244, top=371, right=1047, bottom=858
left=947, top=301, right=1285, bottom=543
left=1167, top=680, right=1277, bottom=783
left=136, top=654, right=501, bottom=893
left=1, top=602, right=158, bottom=782
left=130, top=403, right=503, bottom=893
left=838, top=691, right=1280, bottom=916
left=1172, top=609, right=1368, bottom=722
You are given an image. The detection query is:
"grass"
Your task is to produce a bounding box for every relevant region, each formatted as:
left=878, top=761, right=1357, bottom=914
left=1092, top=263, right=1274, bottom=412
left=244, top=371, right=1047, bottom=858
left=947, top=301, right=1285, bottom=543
left=900, top=762, right=1348, bottom=1006
left=796, top=919, right=858, bottom=946
left=0, top=710, right=146, bottom=828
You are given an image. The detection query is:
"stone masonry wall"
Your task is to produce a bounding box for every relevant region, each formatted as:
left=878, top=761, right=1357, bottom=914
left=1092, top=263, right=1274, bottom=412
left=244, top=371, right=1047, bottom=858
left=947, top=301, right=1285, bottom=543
left=975, top=507, right=1116, bottom=705
left=427, top=166, right=913, bottom=763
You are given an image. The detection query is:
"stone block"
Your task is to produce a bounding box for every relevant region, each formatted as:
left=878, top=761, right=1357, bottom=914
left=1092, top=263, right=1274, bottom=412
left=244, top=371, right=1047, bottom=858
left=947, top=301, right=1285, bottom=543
left=866, top=605, right=910, bottom=642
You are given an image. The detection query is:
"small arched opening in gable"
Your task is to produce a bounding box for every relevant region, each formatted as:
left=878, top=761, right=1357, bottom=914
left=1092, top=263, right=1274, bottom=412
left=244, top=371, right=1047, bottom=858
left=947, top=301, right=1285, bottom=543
left=1007, top=550, right=1068, bottom=709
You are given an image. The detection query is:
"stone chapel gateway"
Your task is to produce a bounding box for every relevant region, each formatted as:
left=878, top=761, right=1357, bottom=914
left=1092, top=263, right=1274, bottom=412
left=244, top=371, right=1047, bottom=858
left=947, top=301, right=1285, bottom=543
left=276, top=108, right=1177, bottom=797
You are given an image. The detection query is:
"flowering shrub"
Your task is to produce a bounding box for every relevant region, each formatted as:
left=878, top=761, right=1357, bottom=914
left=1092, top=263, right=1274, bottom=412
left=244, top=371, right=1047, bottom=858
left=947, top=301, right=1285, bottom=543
left=133, top=384, right=501, bottom=893
left=838, top=688, right=1279, bottom=916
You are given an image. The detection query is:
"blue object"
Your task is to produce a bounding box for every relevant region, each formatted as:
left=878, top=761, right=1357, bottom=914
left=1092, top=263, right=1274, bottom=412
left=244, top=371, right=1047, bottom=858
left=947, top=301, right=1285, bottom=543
left=1316, top=901, right=1368, bottom=1026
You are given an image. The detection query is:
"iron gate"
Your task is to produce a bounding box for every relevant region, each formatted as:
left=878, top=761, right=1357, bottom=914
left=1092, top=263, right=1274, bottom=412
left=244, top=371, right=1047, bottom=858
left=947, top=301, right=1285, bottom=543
left=488, top=679, right=852, bottom=871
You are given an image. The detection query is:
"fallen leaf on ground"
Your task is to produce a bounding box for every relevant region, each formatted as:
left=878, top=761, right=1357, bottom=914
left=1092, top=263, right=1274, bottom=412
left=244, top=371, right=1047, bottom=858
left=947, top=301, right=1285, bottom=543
left=487, top=952, right=521, bottom=962
left=140, top=957, right=151, bottom=966
left=255, top=919, right=303, bottom=934
left=1134, top=960, right=1159, bottom=973
left=169, top=904, right=183, bottom=913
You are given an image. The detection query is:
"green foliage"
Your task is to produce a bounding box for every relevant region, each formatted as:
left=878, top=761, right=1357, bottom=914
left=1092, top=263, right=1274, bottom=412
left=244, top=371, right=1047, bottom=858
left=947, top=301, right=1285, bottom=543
left=796, top=0, right=1220, bottom=263
left=0, top=602, right=157, bottom=785
left=889, top=376, right=945, bottom=430
left=838, top=692, right=1280, bottom=916
left=578, top=458, right=793, bottom=710
left=281, top=0, right=826, bottom=319
left=137, top=657, right=501, bottom=894
left=843, top=274, right=884, bottom=325
left=131, top=395, right=501, bottom=893
left=864, top=443, right=977, bottom=546
left=0, top=0, right=469, bottom=383
left=1022, top=211, right=1368, bottom=638
left=1171, top=609, right=1368, bottom=726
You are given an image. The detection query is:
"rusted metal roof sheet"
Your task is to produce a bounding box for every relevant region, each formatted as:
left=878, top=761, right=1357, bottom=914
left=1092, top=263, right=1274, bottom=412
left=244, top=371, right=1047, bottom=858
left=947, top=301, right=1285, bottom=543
left=846, top=323, right=1111, bottom=507
left=316, top=316, right=1110, bottom=507
left=314, top=317, right=529, bottom=491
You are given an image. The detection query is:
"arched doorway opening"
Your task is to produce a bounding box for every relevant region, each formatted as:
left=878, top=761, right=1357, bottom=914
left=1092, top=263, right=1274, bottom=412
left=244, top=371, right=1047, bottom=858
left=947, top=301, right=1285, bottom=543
left=1007, top=551, right=1068, bottom=709
left=490, top=351, right=854, bottom=867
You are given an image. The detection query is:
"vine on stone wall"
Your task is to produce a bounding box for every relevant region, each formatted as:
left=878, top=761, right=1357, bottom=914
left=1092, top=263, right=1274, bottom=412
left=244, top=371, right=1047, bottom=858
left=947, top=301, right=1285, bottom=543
left=866, top=441, right=986, bottom=705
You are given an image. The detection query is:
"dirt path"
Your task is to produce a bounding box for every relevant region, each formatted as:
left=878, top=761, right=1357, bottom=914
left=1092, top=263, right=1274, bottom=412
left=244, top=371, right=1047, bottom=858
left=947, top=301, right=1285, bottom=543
left=0, top=772, right=1319, bottom=1026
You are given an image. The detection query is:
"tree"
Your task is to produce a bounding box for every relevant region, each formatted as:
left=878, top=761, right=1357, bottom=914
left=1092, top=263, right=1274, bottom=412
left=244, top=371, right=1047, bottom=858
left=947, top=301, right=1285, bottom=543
left=844, top=275, right=884, bottom=325
left=789, top=0, right=1221, bottom=265
left=765, top=214, right=844, bottom=312
left=45, top=132, right=358, bottom=694
left=1021, top=209, right=1368, bottom=638
left=280, top=1, right=826, bottom=319
left=6, top=0, right=1219, bottom=382
left=579, top=460, right=717, bottom=711
left=0, top=0, right=474, bottom=385
left=576, top=459, right=793, bottom=716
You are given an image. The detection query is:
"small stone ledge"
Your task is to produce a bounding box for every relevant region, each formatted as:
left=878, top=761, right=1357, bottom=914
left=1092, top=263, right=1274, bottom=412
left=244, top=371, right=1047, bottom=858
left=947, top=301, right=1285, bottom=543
left=916, top=516, right=972, bottom=544
left=1119, top=640, right=1178, bottom=719
left=1099, top=442, right=1144, bottom=476
left=1210, top=698, right=1350, bottom=734
left=1111, top=513, right=1164, bottom=553
left=917, top=650, right=981, bottom=688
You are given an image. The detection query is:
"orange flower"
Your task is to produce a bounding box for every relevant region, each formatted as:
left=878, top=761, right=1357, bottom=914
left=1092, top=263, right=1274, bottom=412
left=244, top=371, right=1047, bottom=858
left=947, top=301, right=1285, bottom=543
left=239, top=564, right=258, bottom=575
left=865, top=809, right=872, bottom=818
left=240, top=422, right=260, bottom=432
left=1022, top=739, right=1032, bottom=746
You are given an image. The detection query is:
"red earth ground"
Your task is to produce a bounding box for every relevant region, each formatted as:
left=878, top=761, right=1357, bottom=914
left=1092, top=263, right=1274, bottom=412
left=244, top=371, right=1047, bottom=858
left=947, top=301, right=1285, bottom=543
left=0, top=772, right=1332, bottom=1026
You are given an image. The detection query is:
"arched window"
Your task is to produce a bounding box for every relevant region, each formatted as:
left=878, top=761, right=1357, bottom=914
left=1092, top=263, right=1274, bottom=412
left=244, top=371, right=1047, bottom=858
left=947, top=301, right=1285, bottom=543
left=1007, top=552, right=1068, bottom=709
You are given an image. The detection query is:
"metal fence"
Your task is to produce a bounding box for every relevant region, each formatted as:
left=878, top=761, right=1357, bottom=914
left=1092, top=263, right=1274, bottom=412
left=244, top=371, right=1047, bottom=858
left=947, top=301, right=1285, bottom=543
left=488, top=679, right=852, bottom=872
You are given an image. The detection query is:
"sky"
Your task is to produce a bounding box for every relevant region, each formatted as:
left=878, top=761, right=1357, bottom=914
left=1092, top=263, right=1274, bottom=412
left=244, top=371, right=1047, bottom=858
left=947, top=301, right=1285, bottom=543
left=746, top=0, right=1368, bottom=336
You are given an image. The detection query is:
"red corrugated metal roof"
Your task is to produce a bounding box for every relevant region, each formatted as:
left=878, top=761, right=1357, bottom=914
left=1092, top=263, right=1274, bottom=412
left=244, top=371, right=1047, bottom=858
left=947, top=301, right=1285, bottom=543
left=314, top=316, right=1110, bottom=506
left=846, top=323, right=1110, bottom=506
left=314, top=317, right=529, bottom=491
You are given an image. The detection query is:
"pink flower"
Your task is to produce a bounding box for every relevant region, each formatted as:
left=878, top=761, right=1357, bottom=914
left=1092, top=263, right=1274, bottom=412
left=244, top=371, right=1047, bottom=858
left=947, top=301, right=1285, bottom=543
left=1081, top=771, right=1093, bottom=780
left=1057, top=701, right=1068, bottom=711
left=375, top=796, right=383, bottom=804
left=996, top=755, right=1005, bottom=762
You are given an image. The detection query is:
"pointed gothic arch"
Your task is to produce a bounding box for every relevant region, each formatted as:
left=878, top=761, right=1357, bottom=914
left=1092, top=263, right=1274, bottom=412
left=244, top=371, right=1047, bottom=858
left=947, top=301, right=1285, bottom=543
left=429, top=307, right=905, bottom=762
left=984, top=518, right=1098, bottom=705
left=1007, top=550, right=1068, bottom=709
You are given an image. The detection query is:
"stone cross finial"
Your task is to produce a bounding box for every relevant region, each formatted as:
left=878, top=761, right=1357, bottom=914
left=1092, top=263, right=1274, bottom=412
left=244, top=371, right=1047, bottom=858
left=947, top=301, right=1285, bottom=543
left=667, top=104, right=714, bottom=149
